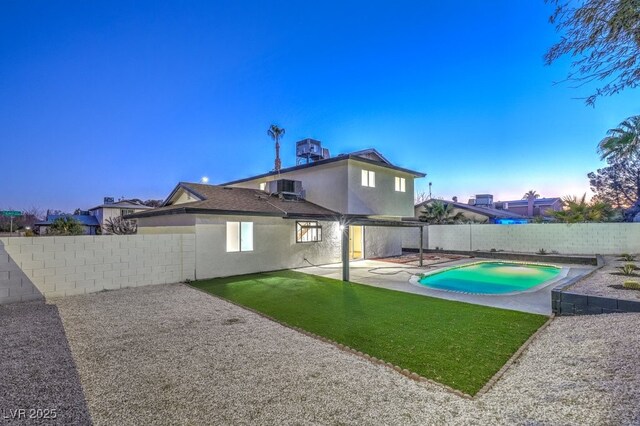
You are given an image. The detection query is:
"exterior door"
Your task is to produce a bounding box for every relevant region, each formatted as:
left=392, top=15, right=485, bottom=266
left=349, top=226, right=364, bottom=260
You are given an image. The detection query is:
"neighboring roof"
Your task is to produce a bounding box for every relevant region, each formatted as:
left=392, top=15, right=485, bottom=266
left=221, top=152, right=426, bottom=186
left=500, top=198, right=562, bottom=207
left=88, top=200, right=153, bottom=211
left=415, top=199, right=528, bottom=220
left=35, top=215, right=100, bottom=227
left=128, top=183, right=340, bottom=219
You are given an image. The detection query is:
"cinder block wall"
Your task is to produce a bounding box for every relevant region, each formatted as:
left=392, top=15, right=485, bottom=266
left=0, top=234, right=195, bottom=305
left=402, top=223, right=640, bottom=255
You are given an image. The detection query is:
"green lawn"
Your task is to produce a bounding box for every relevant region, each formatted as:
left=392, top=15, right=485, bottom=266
left=192, top=270, right=548, bottom=395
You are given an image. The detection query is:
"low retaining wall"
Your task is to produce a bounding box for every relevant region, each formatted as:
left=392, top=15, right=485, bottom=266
left=0, top=235, right=196, bottom=305
left=552, top=291, right=640, bottom=315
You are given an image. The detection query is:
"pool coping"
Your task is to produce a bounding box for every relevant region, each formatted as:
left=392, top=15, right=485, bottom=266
left=409, top=260, right=570, bottom=297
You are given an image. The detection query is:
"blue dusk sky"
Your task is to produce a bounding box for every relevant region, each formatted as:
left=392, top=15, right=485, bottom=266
left=1, top=1, right=637, bottom=212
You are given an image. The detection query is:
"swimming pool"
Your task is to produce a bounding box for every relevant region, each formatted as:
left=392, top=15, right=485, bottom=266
left=418, top=262, right=562, bottom=295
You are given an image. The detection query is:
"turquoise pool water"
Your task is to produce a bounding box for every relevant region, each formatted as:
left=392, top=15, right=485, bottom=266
left=418, top=262, right=561, bottom=294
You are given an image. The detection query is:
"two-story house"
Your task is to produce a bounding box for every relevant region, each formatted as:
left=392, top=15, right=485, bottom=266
left=128, top=143, right=425, bottom=280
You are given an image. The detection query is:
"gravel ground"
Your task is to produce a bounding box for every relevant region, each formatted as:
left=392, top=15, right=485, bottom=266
left=43, top=284, right=640, bottom=425
left=0, top=302, right=92, bottom=425
left=569, top=255, right=640, bottom=301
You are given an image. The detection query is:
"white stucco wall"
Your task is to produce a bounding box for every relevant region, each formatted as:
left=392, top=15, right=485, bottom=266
left=363, top=227, right=403, bottom=259
left=402, top=223, right=640, bottom=255
left=346, top=160, right=415, bottom=217
left=228, top=158, right=417, bottom=217
left=193, top=215, right=341, bottom=279
left=0, top=234, right=196, bottom=305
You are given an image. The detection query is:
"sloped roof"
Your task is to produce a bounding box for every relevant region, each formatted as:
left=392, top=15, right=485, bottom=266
left=221, top=151, right=425, bottom=186
left=35, top=215, right=100, bottom=227
left=127, top=183, right=339, bottom=219
left=88, top=200, right=153, bottom=211
left=348, top=148, right=392, bottom=165
left=416, top=199, right=528, bottom=220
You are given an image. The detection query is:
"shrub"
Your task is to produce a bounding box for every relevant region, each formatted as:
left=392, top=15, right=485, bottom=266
left=619, top=263, right=638, bottom=276
left=620, top=253, right=636, bottom=261
left=538, top=249, right=547, bottom=255
left=490, top=248, right=497, bottom=253
left=623, top=281, right=640, bottom=290
left=49, top=216, right=84, bottom=236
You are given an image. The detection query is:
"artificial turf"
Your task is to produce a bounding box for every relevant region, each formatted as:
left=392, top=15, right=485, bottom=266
left=192, top=270, right=548, bottom=395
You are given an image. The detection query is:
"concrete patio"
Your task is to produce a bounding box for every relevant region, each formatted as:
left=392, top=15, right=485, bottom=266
left=296, top=259, right=594, bottom=315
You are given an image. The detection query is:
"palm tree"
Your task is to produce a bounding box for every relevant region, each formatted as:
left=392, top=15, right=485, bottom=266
left=598, top=116, right=640, bottom=161
left=550, top=194, right=614, bottom=223
left=419, top=200, right=466, bottom=224
left=267, top=124, right=285, bottom=172
left=522, top=190, right=540, bottom=217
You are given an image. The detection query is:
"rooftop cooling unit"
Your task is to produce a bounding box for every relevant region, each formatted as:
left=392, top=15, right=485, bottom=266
left=266, top=179, right=304, bottom=200
left=296, top=138, right=330, bottom=164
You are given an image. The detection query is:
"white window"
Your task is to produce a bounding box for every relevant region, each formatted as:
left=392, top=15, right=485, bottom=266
left=296, top=221, right=322, bottom=243
left=259, top=182, right=266, bottom=191
left=394, top=177, right=406, bottom=192
left=361, top=169, right=375, bottom=187
left=226, top=221, right=253, bottom=252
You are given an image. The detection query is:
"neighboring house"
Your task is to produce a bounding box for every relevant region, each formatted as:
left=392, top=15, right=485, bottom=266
left=88, top=198, right=154, bottom=228
left=127, top=144, right=426, bottom=280
left=35, top=214, right=101, bottom=235
left=414, top=199, right=529, bottom=224
left=495, top=198, right=563, bottom=217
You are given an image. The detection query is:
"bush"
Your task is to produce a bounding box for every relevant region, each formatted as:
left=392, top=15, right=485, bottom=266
left=49, top=217, right=84, bottom=236
left=623, top=281, right=640, bottom=290
left=538, top=249, right=547, bottom=255
left=620, top=253, right=636, bottom=261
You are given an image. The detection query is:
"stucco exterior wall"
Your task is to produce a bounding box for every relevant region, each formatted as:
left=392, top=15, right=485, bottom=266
left=346, top=160, right=415, bottom=217
left=193, top=215, right=341, bottom=279
left=227, top=162, right=350, bottom=213
left=227, top=158, right=416, bottom=217
left=402, top=223, right=640, bottom=255
left=363, top=227, right=403, bottom=258
left=0, top=234, right=196, bottom=305
left=136, top=214, right=196, bottom=234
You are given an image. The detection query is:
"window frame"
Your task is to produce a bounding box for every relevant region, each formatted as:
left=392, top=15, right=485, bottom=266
left=394, top=176, right=406, bottom=192
left=226, top=221, right=254, bottom=252
left=295, top=221, right=323, bottom=243
left=361, top=169, right=376, bottom=187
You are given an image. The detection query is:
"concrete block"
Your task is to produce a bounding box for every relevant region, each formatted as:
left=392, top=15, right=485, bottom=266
left=587, top=295, right=618, bottom=310
left=560, top=302, right=575, bottom=315
left=54, top=250, right=76, bottom=260
left=20, top=244, right=44, bottom=254
left=64, top=242, right=85, bottom=251
left=32, top=268, right=56, bottom=278
left=617, top=299, right=640, bottom=313
left=20, top=259, right=44, bottom=270
left=65, top=257, right=86, bottom=267
left=55, top=266, right=76, bottom=276
left=0, top=295, right=23, bottom=304
left=94, top=263, right=113, bottom=272
left=0, top=288, right=9, bottom=298
left=65, top=272, right=85, bottom=283
left=44, top=258, right=66, bottom=268
left=21, top=293, right=45, bottom=302
left=32, top=251, right=55, bottom=261
left=9, top=284, right=36, bottom=296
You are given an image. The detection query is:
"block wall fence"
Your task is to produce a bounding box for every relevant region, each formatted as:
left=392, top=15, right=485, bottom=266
left=402, top=223, right=640, bottom=255
left=0, top=234, right=196, bottom=305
